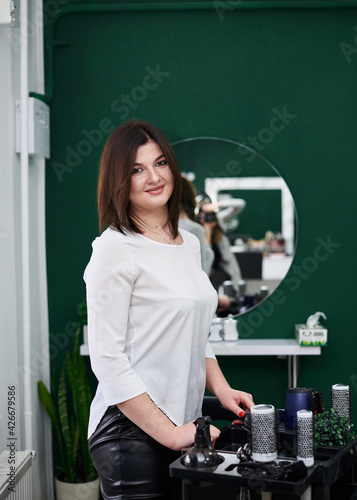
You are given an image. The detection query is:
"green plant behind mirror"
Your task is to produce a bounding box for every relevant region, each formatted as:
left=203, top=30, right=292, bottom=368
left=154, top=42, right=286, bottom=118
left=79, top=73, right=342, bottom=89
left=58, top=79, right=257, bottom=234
left=315, top=409, right=354, bottom=447
left=37, top=324, right=95, bottom=483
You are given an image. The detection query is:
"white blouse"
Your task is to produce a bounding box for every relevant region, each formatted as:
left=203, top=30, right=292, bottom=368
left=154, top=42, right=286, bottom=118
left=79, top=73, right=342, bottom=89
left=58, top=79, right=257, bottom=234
left=84, top=227, right=218, bottom=439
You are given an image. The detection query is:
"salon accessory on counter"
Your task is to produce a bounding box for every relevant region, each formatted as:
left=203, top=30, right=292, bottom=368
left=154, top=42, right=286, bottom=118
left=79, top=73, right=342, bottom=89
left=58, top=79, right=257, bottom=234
left=295, top=311, right=327, bottom=346
left=225, top=459, right=307, bottom=482
left=209, top=317, right=223, bottom=342
left=223, top=315, right=238, bottom=341
left=331, top=384, right=351, bottom=422
left=217, top=280, right=241, bottom=316
left=181, top=416, right=224, bottom=468
left=221, top=280, right=236, bottom=298
left=311, top=389, right=325, bottom=416
left=284, top=387, right=324, bottom=431
left=251, top=404, right=277, bottom=463
left=296, top=410, right=314, bottom=467
left=241, top=411, right=251, bottom=435
left=236, top=278, right=258, bottom=313
left=306, top=311, right=326, bottom=328
left=238, top=279, right=246, bottom=298
left=285, top=388, right=313, bottom=430
left=236, top=442, right=252, bottom=463
left=259, top=286, right=269, bottom=301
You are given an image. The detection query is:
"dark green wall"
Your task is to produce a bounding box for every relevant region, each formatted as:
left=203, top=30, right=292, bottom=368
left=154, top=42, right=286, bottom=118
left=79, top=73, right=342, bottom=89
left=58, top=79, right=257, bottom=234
left=44, top=2, right=357, bottom=432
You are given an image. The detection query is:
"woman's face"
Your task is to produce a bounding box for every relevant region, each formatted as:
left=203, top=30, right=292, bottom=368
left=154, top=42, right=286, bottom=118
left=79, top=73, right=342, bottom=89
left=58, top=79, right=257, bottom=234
left=129, top=140, right=174, bottom=216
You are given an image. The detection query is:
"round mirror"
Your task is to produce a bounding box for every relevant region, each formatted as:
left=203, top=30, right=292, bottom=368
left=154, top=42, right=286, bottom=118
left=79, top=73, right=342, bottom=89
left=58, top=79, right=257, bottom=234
left=172, top=137, right=297, bottom=315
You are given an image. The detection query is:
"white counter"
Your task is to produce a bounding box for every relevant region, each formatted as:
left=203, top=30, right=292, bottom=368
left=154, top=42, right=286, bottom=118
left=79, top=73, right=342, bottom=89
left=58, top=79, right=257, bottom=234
left=262, top=254, right=293, bottom=280
left=210, top=338, right=320, bottom=356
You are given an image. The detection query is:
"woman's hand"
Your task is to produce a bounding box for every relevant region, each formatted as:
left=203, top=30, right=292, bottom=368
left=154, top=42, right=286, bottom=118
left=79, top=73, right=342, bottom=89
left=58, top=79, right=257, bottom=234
left=217, top=294, right=231, bottom=312
left=206, top=359, right=255, bottom=421
left=170, top=422, right=221, bottom=451
left=118, top=394, right=221, bottom=452
left=201, top=202, right=219, bottom=213
left=217, top=387, right=254, bottom=419
left=209, top=424, right=221, bottom=448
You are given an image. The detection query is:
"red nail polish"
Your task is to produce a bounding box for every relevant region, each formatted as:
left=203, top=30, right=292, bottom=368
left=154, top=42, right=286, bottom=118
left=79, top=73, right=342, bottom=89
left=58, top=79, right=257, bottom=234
left=239, top=410, right=245, bottom=418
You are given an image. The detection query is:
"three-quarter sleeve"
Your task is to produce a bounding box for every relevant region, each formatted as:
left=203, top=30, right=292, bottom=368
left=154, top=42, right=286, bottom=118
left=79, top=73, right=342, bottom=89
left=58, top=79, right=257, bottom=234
left=84, top=232, right=147, bottom=406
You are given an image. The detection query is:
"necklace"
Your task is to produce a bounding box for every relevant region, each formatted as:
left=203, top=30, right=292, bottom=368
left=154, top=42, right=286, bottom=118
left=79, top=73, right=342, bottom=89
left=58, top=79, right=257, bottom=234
left=135, top=217, right=177, bottom=245
left=143, top=224, right=176, bottom=245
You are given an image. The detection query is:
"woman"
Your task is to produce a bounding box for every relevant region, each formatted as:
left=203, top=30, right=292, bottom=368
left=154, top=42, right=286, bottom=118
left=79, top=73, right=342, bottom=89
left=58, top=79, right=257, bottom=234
left=179, top=175, right=214, bottom=275
left=179, top=175, right=231, bottom=314
left=84, top=120, right=254, bottom=500
left=199, top=203, right=242, bottom=293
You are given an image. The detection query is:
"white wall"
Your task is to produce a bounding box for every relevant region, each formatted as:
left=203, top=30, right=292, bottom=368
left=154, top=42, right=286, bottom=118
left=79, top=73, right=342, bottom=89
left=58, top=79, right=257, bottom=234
left=0, top=18, right=21, bottom=455
left=0, top=2, right=53, bottom=498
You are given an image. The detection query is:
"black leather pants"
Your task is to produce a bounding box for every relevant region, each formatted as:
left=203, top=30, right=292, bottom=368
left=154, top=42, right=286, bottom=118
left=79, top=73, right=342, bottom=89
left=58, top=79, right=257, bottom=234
left=88, top=405, right=180, bottom=500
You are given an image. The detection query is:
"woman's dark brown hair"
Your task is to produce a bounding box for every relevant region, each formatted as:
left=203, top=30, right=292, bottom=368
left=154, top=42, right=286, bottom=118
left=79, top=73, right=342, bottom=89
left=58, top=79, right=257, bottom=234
left=180, top=175, right=197, bottom=222
left=97, top=119, right=182, bottom=237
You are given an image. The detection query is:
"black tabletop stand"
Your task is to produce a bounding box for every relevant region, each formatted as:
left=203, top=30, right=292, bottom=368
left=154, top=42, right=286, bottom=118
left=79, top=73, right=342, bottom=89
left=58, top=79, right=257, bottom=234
left=170, top=426, right=357, bottom=500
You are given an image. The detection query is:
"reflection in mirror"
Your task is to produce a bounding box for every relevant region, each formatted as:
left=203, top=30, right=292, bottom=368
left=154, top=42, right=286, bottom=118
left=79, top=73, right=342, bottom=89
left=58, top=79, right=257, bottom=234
left=172, top=137, right=297, bottom=316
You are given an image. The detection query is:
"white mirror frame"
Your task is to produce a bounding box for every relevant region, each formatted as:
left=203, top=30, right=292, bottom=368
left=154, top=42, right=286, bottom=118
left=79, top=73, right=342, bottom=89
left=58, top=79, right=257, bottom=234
left=205, top=176, right=295, bottom=256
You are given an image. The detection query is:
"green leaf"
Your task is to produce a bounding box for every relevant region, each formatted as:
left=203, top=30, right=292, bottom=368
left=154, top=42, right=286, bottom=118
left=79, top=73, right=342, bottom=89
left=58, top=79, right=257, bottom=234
left=58, top=365, right=75, bottom=483
left=37, top=380, right=67, bottom=480
left=37, top=381, right=59, bottom=432
left=315, top=408, right=355, bottom=447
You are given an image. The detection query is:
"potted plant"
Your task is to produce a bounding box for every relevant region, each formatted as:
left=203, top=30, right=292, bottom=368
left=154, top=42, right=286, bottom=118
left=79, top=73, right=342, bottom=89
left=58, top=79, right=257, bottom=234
left=38, top=324, right=99, bottom=500
left=315, top=408, right=355, bottom=447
